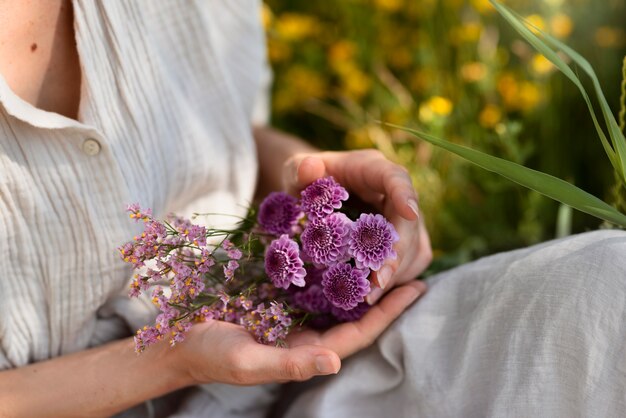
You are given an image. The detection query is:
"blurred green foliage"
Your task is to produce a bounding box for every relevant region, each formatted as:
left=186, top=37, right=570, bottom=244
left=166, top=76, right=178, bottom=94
left=262, top=0, right=626, bottom=270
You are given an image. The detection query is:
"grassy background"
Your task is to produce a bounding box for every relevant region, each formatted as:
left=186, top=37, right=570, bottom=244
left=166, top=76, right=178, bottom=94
left=262, top=0, right=626, bottom=271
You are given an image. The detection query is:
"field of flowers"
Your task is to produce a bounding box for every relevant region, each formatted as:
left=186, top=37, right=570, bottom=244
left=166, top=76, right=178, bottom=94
left=262, top=0, right=626, bottom=271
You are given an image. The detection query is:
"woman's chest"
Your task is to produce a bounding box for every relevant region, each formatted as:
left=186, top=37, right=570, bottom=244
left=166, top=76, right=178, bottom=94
left=0, top=0, right=81, bottom=120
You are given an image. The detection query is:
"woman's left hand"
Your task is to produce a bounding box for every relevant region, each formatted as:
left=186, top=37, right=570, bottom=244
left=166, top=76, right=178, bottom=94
left=283, top=149, right=433, bottom=304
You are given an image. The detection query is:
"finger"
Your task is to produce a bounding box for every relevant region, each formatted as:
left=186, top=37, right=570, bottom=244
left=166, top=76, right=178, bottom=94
left=326, top=151, right=420, bottom=221
left=296, top=155, right=327, bottom=187
left=318, top=280, right=426, bottom=359
left=364, top=165, right=419, bottom=222
left=369, top=218, right=432, bottom=304
left=398, top=219, right=433, bottom=280
left=369, top=194, right=415, bottom=289
left=233, top=342, right=340, bottom=384
left=283, top=154, right=326, bottom=195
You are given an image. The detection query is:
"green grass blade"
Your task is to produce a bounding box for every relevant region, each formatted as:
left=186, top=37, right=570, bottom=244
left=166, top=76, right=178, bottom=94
left=537, top=33, right=626, bottom=184
left=390, top=124, right=626, bottom=227
left=490, top=1, right=621, bottom=177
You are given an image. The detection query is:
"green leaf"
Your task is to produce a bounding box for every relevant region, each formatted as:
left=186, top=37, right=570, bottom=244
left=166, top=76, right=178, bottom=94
left=533, top=22, right=626, bottom=184
left=489, top=1, right=623, bottom=179
left=389, top=124, right=626, bottom=227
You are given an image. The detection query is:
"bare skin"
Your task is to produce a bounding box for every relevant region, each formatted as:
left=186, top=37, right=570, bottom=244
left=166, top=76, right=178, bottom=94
left=0, top=0, right=81, bottom=119
left=0, top=1, right=432, bottom=416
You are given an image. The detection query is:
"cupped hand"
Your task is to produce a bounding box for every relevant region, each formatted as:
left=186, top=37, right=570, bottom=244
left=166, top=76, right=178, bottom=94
left=176, top=279, right=425, bottom=386
left=287, top=279, right=426, bottom=359
left=177, top=319, right=340, bottom=386
left=283, top=150, right=433, bottom=304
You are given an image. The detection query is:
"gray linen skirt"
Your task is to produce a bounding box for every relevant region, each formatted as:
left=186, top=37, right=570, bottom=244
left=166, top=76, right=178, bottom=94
left=133, top=229, right=626, bottom=418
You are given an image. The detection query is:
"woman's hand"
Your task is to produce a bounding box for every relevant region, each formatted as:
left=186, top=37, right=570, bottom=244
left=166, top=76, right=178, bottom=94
left=283, top=150, right=433, bottom=304
left=176, top=278, right=425, bottom=386
left=287, top=280, right=426, bottom=359
left=177, top=320, right=340, bottom=385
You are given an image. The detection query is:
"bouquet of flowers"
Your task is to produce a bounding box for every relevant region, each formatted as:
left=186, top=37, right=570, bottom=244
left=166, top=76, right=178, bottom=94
left=119, top=177, right=399, bottom=353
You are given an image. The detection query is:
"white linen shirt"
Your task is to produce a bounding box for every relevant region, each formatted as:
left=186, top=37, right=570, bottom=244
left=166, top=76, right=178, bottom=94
left=0, top=0, right=268, bottom=369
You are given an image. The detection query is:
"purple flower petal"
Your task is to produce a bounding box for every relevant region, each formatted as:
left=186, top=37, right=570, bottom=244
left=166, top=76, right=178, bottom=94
left=301, top=212, right=352, bottom=266
left=258, top=192, right=301, bottom=236
left=293, top=284, right=331, bottom=314
left=300, top=177, right=349, bottom=220
left=265, top=235, right=307, bottom=289
left=322, top=263, right=370, bottom=310
left=348, top=213, right=399, bottom=271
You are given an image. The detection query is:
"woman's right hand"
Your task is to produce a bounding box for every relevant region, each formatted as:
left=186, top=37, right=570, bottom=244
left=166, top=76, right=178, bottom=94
left=176, top=320, right=341, bottom=385
left=177, top=279, right=426, bottom=385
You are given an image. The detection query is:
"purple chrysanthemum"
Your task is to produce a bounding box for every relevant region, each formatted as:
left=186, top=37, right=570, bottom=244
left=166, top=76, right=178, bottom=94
left=258, top=192, right=301, bottom=236
left=305, top=266, right=325, bottom=287
left=265, top=235, right=306, bottom=289
left=293, top=284, right=331, bottom=314
left=301, top=212, right=352, bottom=266
left=300, top=177, right=349, bottom=220
left=332, top=302, right=370, bottom=322
left=348, top=213, right=399, bottom=271
left=321, top=263, right=370, bottom=310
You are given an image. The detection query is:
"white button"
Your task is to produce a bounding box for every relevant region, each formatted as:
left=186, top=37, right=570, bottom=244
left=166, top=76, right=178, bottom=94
left=82, top=138, right=101, bottom=156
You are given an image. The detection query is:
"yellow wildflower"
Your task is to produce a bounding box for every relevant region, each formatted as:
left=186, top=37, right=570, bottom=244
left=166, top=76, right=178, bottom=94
left=374, top=0, right=403, bottom=12
left=273, top=66, right=327, bottom=112
left=479, top=105, right=502, bottom=129
left=470, top=0, right=494, bottom=15
left=525, top=14, right=545, bottom=35
left=531, top=54, right=555, bottom=76
left=342, top=67, right=372, bottom=100
left=328, top=41, right=357, bottom=66
left=497, top=73, right=519, bottom=110
left=276, top=13, right=319, bottom=41
left=518, top=81, right=542, bottom=112
left=451, top=22, right=483, bottom=44
left=498, top=73, right=542, bottom=112
left=419, top=96, right=453, bottom=123
left=550, top=14, right=573, bottom=39
left=461, top=62, right=487, bottom=83
left=429, top=96, right=453, bottom=116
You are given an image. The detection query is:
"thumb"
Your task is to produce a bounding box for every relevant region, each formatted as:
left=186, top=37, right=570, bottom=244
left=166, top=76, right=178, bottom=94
left=246, top=343, right=341, bottom=383
left=283, top=154, right=326, bottom=195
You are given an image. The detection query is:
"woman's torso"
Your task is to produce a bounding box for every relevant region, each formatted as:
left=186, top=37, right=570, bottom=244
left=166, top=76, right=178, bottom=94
left=0, top=0, right=267, bottom=369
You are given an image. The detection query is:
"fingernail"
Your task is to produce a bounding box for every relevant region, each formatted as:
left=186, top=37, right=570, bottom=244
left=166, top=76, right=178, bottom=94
left=407, top=199, right=420, bottom=219
left=408, top=287, right=422, bottom=304
left=315, top=355, right=337, bottom=375
left=366, top=287, right=385, bottom=305
left=377, top=265, right=392, bottom=289
left=294, top=160, right=302, bottom=184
